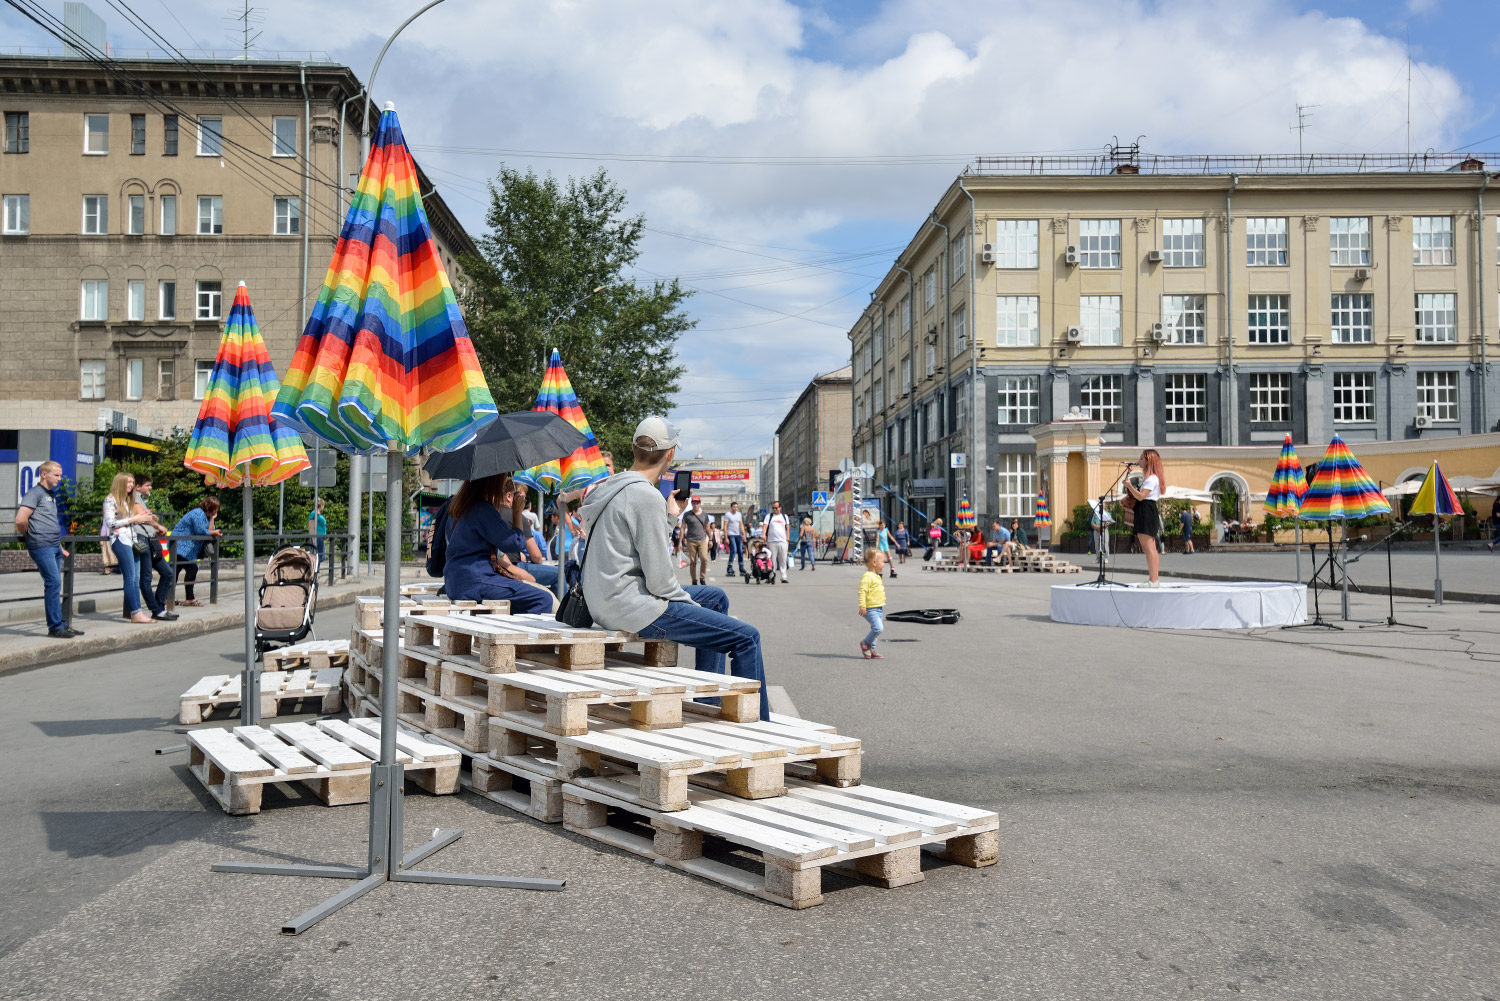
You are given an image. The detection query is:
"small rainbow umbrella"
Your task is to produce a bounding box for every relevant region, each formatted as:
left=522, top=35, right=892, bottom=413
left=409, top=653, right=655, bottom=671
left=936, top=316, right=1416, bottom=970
left=184, top=282, right=309, bottom=725
left=1264, top=435, right=1309, bottom=580
left=955, top=494, right=977, bottom=530
left=1409, top=461, right=1463, bottom=604
left=1301, top=435, right=1391, bottom=618
left=1034, top=491, right=1050, bottom=528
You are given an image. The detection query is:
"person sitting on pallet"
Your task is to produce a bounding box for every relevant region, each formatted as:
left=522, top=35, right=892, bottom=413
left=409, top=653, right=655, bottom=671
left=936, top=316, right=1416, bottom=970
left=580, top=417, right=769, bottom=720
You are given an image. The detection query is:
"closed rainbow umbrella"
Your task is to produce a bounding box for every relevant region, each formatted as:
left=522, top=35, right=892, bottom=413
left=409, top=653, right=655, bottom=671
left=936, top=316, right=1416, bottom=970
left=1409, top=460, right=1463, bottom=604
left=184, top=282, right=309, bottom=725
left=1263, top=435, right=1308, bottom=580
left=955, top=495, right=977, bottom=530
left=1034, top=491, right=1050, bottom=528
left=1301, top=435, right=1391, bottom=618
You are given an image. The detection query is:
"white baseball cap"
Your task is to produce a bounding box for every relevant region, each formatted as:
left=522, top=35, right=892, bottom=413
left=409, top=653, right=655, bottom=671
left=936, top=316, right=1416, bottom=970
left=633, top=416, right=681, bottom=451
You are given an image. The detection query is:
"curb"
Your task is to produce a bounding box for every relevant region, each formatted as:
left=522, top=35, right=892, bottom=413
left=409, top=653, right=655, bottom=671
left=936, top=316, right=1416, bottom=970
left=0, top=583, right=387, bottom=678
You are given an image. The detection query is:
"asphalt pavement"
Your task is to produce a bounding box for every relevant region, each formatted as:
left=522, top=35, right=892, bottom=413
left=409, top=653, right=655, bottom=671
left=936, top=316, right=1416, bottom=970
left=0, top=560, right=1497, bottom=1000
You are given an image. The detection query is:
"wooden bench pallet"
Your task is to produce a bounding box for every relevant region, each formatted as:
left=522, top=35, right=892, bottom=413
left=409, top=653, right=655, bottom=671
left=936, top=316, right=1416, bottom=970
left=260, top=639, right=351, bottom=672
left=561, top=776, right=998, bottom=908
left=491, top=708, right=861, bottom=812
left=178, top=668, right=344, bottom=725
left=920, top=564, right=963, bottom=573
left=185, top=717, right=460, bottom=815
left=355, top=595, right=511, bottom=630
left=404, top=612, right=678, bottom=673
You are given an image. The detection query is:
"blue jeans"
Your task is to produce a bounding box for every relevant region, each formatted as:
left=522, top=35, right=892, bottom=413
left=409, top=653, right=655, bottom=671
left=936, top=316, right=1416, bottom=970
left=638, top=584, right=768, bottom=720
left=112, top=539, right=143, bottom=615
left=726, top=535, right=745, bottom=571
left=862, top=607, right=885, bottom=648
left=798, top=540, right=815, bottom=569
left=522, top=563, right=559, bottom=589
left=137, top=547, right=165, bottom=615
left=29, top=544, right=65, bottom=631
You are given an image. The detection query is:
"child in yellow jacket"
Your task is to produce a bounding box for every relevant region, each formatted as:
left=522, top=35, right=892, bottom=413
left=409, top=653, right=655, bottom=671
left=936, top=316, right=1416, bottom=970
left=858, top=549, right=887, bottom=659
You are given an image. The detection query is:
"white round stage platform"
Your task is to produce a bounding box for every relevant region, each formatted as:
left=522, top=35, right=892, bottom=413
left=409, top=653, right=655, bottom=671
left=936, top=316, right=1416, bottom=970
left=1050, top=581, right=1307, bottom=629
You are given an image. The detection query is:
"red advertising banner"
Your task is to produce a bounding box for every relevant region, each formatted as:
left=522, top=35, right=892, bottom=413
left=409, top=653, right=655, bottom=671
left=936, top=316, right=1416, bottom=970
left=688, top=468, right=751, bottom=481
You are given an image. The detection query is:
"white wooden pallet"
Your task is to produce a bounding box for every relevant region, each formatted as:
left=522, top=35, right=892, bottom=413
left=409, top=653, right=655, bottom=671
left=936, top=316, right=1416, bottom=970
left=185, top=717, right=460, bottom=815
left=261, top=639, right=351, bottom=672
left=403, top=612, right=678, bottom=673
left=178, top=668, right=343, bottom=725
left=562, top=776, right=998, bottom=908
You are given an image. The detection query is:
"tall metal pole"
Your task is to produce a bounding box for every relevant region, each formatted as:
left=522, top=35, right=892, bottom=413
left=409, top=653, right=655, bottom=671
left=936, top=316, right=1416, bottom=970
left=241, top=479, right=258, bottom=726
left=367, top=453, right=375, bottom=569
left=362, top=0, right=449, bottom=162
left=369, top=444, right=404, bottom=877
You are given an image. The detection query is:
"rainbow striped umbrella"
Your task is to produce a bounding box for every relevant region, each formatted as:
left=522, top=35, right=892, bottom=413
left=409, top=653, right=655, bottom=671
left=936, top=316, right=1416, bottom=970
left=1409, top=461, right=1462, bottom=518
left=272, top=104, right=496, bottom=455
left=515, top=349, right=608, bottom=493
left=954, top=494, right=977, bottom=530
left=184, top=282, right=308, bottom=726
left=1034, top=491, right=1050, bottom=528
left=1264, top=435, right=1308, bottom=516
left=1300, top=435, right=1391, bottom=521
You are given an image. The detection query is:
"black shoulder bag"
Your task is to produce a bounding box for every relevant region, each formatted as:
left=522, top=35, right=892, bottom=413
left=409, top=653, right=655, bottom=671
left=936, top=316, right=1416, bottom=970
left=555, top=487, right=625, bottom=628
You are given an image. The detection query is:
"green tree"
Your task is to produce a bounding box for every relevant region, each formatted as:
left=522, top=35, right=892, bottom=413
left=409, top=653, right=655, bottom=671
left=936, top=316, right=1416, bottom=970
left=459, top=167, right=691, bottom=459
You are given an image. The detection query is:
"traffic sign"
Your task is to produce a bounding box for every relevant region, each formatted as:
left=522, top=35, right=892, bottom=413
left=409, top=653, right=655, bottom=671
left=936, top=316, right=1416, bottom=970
left=811, top=491, right=829, bottom=507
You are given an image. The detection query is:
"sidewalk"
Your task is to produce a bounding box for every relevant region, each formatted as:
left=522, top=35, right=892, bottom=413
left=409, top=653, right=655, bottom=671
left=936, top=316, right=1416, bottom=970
left=0, top=563, right=425, bottom=677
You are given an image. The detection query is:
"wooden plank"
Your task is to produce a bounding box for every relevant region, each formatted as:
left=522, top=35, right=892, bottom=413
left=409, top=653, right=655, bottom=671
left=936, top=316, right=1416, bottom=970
left=496, top=672, right=605, bottom=699
left=233, top=726, right=320, bottom=774
left=529, top=669, right=640, bottom=697
left=345, top=717, right=461, bottom=762
left=692, top=795, right=878, bottom=853
left=786, top=786, right=959, bottom=834
left=181, top=675, right=227, bottom=700
left=268, top=721, right=369, bottom=770
left=499, top=712, right=698, bottom=769
left=316, top=718, right=413, bottom=763
left=801, top=781, right=998, bottom=827
left=586, top=723, right=743, bottom=767
left=685, top=720, right=822, bottom=755
left=189, top=728, right=276, bottom=779
left=576, top=667, right=688, bottom=694
left=620, top=666, right=759, bottom=693
left=742, top=792, right=923, bottom=843
left=768, top=712, right=836, bottom=733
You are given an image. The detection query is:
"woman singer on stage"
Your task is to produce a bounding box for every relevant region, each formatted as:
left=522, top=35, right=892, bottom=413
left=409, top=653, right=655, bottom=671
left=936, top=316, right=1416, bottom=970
left=1122, top=449, right=1165, bottom=586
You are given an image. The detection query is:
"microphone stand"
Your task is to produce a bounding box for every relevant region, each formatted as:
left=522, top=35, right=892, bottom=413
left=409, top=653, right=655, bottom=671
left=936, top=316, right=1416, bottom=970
left=1079, top=463, right=1134, bottom=588
left=1284, top=537, right=1342, bottom=630
left=1357, top=519, right=1426, bottom=630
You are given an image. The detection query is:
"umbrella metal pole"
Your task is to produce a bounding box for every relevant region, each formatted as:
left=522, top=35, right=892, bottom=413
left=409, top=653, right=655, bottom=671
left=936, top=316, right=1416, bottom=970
left=1294, top=519, right=1301, bottom=583
left=558, top=498, right=568, bottom=602
left=1433, top=519, right=1443, bottom=604
left=242, top=479, right=259, bottom=726
left=1338, top=519, right=1350, bottom=620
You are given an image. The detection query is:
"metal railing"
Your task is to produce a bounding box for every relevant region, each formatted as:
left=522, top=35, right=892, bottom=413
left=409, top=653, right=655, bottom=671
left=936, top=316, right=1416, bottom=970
left=966, top=151, right=1498, bottom=177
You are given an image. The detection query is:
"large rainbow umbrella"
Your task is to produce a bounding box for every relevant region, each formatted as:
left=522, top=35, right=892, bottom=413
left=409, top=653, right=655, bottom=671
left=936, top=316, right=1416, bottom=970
left=515, top=348, right=608, bottom=493
left=955, top=495, right=977, bottom=530
left=1409, top=460, right=1463, bottom=604
left=1264, top=435, right=1309, bottom=581
left=1301, top=435, right=1391, bottom=618
left=1034, top=491, right=1050, bottom=528
left=184, top=282, right=309, bottom=726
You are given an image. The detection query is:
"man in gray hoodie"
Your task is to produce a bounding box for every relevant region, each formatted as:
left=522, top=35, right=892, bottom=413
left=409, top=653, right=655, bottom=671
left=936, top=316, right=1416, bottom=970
left=580, top=417, right=768, bottom=720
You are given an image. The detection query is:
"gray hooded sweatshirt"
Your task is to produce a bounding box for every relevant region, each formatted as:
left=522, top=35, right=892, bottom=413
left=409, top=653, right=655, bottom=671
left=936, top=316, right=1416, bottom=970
left=579, top=471, right=692, bottom=633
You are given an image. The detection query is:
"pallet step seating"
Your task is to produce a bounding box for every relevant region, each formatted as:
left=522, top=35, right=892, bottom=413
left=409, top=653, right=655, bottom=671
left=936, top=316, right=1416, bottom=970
left=261, top=638, right=351, bottom=672
left=921, top=546, right=1082, bottom=575
left=402, top=612, right=678, bottom=673
left=561, top=776, right=999, bottom=909
left=353, top=594, right=511, bottom=631
left=178, top=667, right=344, bottom=725
left=186, top=717, right=460, bottom=815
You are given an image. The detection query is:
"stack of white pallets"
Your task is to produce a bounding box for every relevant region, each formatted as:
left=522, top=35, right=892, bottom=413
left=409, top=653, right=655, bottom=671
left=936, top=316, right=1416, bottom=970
left=348, top=609, right=998, bottom=908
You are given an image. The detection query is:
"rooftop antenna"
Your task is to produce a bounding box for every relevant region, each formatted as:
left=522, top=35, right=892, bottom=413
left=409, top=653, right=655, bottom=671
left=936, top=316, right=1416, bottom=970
left=1406, top=56, right=1412, bottom=158
left=225, top=1, right=263, bottom=59
left=1291, top=103, right=1318, bottom=156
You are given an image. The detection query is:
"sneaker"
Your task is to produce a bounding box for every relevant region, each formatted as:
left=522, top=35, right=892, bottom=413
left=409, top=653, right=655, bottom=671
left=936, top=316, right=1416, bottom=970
left=868, top=651, right=885, bottom=660
left=47, top=629, right=74, bottom=639
left=1490, top=543, right=1495, bottom=553
left=152, top=611, right=179, bottom=621
left=859, top=642, right=871, bottom=659
left=65, top=626, right=83, bottom=636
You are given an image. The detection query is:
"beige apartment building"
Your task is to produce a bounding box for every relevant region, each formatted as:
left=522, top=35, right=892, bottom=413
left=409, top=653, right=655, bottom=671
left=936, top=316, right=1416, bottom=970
left=0, top=54, right=474, bottom=436
left=849, top=153, right=1500, bottom=528
left=772, top=365, right=852, bottom=514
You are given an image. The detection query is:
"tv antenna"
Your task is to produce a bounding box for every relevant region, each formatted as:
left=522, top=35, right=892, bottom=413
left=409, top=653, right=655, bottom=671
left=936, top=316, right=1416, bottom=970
left=225, top=1, right=264, bottom=59
left=1290, top=103, right=1318, bottom=156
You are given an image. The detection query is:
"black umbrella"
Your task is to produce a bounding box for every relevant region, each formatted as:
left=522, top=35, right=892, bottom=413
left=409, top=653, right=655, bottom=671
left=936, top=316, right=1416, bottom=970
left=423, top=410, right=589, bottom=481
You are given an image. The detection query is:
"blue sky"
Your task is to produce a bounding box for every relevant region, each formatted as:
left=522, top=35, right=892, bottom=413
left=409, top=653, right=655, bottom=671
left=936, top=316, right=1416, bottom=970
left=3, top=0, right=1496, bottom=457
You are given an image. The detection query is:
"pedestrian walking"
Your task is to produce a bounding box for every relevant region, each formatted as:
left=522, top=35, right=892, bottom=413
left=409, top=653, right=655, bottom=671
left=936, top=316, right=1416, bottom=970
left=893, top=521, right=910, bottom=565
left=132, top=475, right=177, bottom=619
left=308, top=497, right=327, bottom=564
left=797, top=514, right=817, bottom=571
left=857, top=549, right=887, bottom=660
left=680, top=496, right=713, bottom=586
left=764, top=500, right=791, bottom=582
left=170, top=497, right=223, bottom=606
left=1179, top=506, right=1196, bottom=555
left=14, top=460, right=80, bottom=639
left=102, top=473, right=154, bottom=624
left=924, top=518, right=943, bottom=561
left=723, top=500, right=747, bottom=576
left=877, top=520, right=896, bottom=578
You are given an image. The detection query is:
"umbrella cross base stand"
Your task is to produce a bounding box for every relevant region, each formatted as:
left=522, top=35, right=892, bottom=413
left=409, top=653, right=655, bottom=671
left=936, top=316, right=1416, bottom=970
left=211, top=764, right=565, bottom=935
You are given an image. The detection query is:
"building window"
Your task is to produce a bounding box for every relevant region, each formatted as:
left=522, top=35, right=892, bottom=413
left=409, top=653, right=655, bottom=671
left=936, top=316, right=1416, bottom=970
left=900, top=356, right=912, bottom=396
left=1329, top=217, right=1370, bottom=266
left=1416, top=370, right=1459, bottom=423
left=951, top=232, right=967, bottom=280
left=951, top=304, right=967, bottom=353
left=997, top=376, right=1039, bottom=426
left=1080, top=295, right=1122, bottom=345
left=995, top=296, right=1040, bottom=347
left=992, top=219, right=1038, bottom=268
left=1412, top=216, right=1454, bottom=266
left=922, top=266, right=936, bottom=311
left=874, top=378, right=884, bottom=413
left=84, top=113, right=109, bottom=154
left=194, top=359, right=214, bottom=400
left=130, top=113, right=146, bottom=155
left=4, top=111, right=28, bottom=153
left=80, top=280, right=107, bottom=321
left=924, top=340, right=936, bottom=378
left=1161, top=218, right=1204, bottom=268
left=1249, top=372, right=1292, bottom=423
left=82, top=195, right=108, bottom=234
left=1330, top=293, right=1373, bottom=343
left=1247, top=294, right=1290, bottom=344
left=1246, top=217, right=1288, bottom=266
left=274, top=196, right=301, bottom=235
left=900, top=294, right=911, bottom=333
left=197, top=195, right=223, bottom=235
left=1164, top=372, right=1207, bottom=424
left=125, top=358, right=144, bottom=401
left=160, top=194, right=177, bottom=236
left=954, top=386, right=967, bottom=430
left=1332, top=371, right=1375, bottom=424
left=163, top=114, right=178, bottom=155
left=1415, top=293, right=1457, bottom=342
left=127, top=193, right=145, bottom=235
left=127, top=279, right=145, bottom=322
left=197, top=115, right=223, bottom=156
left=1078, top=219, right=1120, bottom=269
left=2, top=194, right=28, bottom=234
left=1162, top=294, right=1206, bottom=344
left=80, top=360, right=106, bottom=400
left=159, top=280, right=176, bottom=320
left=996, top=453, right=1036, bottom=518
left=158, top=358, right=176, bottom=400
left=196, top=280, right=222, bottom=320
left=272, top=116, right=298, bottom=157
left=1080, top=374, right=1122, bottom=423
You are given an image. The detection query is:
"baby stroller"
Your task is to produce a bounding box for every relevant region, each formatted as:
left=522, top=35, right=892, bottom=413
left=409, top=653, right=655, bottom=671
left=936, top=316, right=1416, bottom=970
left=254, top=545, right=318, bottom=657
left=743, top=538, right=777, bottom=585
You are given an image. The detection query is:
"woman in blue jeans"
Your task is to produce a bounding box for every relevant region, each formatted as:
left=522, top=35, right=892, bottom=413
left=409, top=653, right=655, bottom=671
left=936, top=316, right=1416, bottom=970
left=101, top=473, right=154, bottom=624
left=443, top=473, right=556, bottom=614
